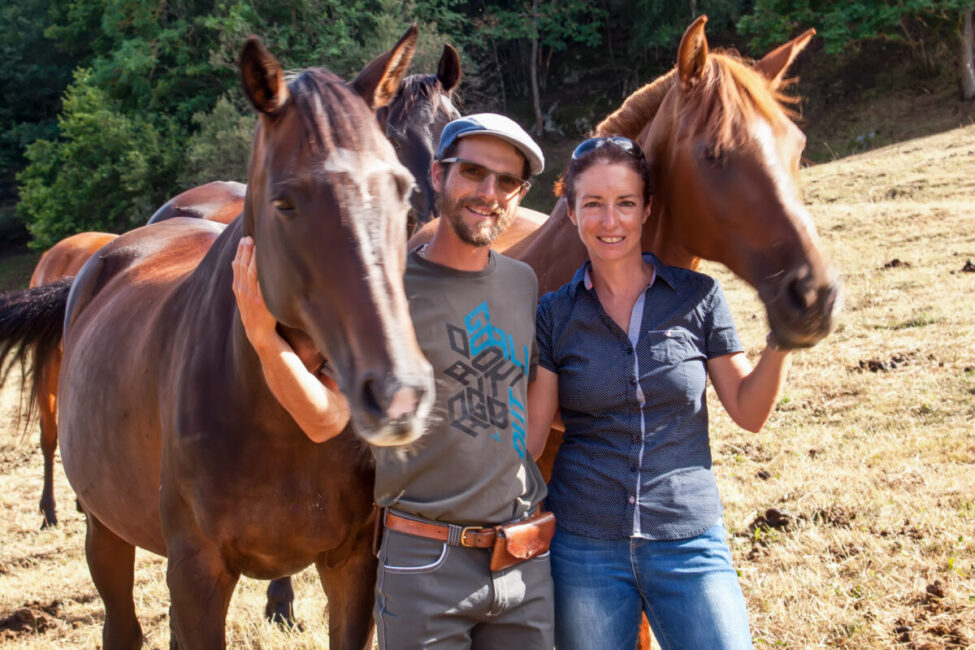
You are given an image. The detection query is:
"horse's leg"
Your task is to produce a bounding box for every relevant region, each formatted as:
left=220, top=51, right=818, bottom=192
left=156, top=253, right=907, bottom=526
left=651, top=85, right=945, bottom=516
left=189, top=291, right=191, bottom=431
left=84, top=510, right=143, bottom=650
left=265, top=576, right=297, bottom=627
left=314, top=537, right=377, bottom=650
left=165, top=535, right=240, bottom=649
left=37, top=351, right=60, bottom=528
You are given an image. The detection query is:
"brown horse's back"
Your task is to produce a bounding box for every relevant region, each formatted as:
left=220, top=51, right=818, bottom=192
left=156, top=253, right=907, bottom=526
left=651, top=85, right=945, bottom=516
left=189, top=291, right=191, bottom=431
left=146, top=181, right=245, bottom=225
left=59, top=219, right=223, bottom=553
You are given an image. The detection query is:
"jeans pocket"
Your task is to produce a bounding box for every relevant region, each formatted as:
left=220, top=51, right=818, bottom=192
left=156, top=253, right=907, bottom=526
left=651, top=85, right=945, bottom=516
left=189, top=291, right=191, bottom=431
left=381, top=528, right=450, bottom=574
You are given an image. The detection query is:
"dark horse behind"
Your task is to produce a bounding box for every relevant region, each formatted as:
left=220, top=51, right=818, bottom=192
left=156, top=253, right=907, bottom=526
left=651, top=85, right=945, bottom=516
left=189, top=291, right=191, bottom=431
left=0, top=26, right=433, bottom=650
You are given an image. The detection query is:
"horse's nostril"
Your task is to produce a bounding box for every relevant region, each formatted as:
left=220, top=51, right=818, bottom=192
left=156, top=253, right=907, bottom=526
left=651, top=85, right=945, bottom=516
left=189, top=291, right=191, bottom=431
left=361, top=379, right=383, bottom=417
left=785, top=267, right=817, bottom=312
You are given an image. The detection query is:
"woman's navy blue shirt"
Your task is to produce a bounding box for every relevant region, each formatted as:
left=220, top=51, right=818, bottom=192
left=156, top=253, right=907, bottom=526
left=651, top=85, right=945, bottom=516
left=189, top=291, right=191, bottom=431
left=536, top=253, right=743, bottom=541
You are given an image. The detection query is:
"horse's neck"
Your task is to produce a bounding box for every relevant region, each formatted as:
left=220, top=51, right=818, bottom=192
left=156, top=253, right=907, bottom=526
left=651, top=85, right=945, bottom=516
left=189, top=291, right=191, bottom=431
left=183, top=219, right=262, bottom=375
left=644, top=205, right=702, bottom=272
left=508, top=199, right=589, bottom=295
left=596, top=70, right=677, bottom=139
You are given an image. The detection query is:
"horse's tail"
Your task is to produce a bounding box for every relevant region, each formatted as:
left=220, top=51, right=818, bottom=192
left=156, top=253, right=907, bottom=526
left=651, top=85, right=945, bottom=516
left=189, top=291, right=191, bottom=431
left=0, top=278, right=73, bottom=426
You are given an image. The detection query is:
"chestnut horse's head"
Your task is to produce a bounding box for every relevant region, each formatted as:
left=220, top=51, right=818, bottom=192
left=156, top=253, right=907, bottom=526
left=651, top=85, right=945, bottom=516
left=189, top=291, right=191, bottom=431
left=377, top=44, right=462, bottom=229
left=239, top=27, right=434, bottom=445
left=599, top=16, right=840, bottom=349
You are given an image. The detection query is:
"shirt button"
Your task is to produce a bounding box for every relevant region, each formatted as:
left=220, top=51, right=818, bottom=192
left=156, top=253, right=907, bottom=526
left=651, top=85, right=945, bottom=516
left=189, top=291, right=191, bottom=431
left=629, top=377, right=637, bottom=385
left=625, top=347, right=633, bottom=355
left=630, top=466, right=638, bottom=472
left=628, top=496, right=635, bottom=504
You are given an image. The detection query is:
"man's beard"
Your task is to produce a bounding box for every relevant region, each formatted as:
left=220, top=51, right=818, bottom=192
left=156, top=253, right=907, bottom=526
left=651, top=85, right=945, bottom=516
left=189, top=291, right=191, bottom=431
left=438, top=194, right=517, bottom=247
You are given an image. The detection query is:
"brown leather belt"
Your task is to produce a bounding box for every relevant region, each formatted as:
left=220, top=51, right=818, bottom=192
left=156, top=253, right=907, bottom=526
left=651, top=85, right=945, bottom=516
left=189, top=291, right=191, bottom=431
left=383, top=510, right=498, bottom=548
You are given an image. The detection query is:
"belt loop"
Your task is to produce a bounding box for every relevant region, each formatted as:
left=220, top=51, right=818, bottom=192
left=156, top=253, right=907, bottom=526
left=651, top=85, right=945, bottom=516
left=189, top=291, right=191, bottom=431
left=446, top=523, right=463, bottom=547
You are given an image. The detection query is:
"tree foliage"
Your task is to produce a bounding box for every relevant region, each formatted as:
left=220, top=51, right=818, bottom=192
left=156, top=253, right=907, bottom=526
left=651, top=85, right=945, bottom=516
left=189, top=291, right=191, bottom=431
left=18, top=70, right=179, bottom=248
left=6, top=0, right=973, bottom=248
left=739, top=0, right=971, bottom=54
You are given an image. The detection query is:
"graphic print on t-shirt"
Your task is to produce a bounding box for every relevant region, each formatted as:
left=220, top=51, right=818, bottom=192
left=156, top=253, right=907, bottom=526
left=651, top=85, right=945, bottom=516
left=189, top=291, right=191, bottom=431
left=442, top=301, right=530, bottom=457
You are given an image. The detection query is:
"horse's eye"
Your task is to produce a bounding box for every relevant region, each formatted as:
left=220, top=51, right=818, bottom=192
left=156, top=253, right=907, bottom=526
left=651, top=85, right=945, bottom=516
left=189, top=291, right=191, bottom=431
left=272, top=198, right=295, bottom=217
left=703, top=144, right=724, bottom=167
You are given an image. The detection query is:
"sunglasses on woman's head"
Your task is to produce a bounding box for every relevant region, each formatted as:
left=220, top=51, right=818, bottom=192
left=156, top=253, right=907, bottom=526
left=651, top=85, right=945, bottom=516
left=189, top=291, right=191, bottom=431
left=571, top=136, right=644, bottom=161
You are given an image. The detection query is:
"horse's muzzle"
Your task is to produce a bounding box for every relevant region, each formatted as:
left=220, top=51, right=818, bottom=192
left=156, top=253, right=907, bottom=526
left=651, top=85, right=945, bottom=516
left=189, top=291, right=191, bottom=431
left=352, top=374, right=434, bottom=446
left=762, top=267, right=842, bottom=349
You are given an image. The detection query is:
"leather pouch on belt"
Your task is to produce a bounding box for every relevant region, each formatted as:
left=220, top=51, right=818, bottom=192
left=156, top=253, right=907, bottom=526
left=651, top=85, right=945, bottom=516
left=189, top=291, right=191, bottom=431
left=489, top=511, right=556, bottom=572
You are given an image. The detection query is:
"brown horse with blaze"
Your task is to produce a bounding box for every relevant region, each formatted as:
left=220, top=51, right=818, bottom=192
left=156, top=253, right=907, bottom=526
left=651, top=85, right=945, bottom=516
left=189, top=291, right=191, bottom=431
left=0, top=26, right=432, bottom=650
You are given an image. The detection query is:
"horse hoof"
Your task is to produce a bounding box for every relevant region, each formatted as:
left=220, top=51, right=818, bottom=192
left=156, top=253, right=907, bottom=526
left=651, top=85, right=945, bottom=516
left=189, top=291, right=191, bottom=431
left=40, top=517, right=58, bottom=530
left=264, top=605, right=302, bottom=632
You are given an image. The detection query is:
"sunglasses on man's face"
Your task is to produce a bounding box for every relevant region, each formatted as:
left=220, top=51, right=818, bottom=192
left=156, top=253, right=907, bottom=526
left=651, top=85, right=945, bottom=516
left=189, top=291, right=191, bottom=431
left=439, top=157, right=532, bottom=197
left=571, top=136, right=644, bottom=161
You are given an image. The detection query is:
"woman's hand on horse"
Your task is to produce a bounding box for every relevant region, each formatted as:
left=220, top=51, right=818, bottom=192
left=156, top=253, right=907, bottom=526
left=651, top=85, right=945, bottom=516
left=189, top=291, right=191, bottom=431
left=232, top=237, right=279, bottom=349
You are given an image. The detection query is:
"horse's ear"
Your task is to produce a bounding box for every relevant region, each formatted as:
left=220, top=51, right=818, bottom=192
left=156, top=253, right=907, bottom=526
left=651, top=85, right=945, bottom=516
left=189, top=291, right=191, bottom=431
left=240, top=37, right=289, bottom=114
left=677, top=15, right=709, bottom=88
left=437, top=44, right=462, bottom=92
left=753, top=28, right=816, bottom=86
left=352, top=24, right=419, bottom=110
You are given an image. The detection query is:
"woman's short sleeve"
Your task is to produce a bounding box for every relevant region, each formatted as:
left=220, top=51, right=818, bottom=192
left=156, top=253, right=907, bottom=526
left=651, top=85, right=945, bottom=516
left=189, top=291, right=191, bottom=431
left=705, top=281, right=744, bottom=358
left=535, top=295, right=557, bottom=373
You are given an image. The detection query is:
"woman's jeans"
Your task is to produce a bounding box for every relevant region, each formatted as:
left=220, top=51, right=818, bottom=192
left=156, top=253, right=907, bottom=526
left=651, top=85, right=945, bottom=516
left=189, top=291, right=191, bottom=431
left=550, top=523, right=753, bottom=650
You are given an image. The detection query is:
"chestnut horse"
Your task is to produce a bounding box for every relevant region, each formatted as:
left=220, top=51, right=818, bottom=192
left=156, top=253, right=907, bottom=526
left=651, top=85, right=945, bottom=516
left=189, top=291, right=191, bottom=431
left=0, top=27, right=434, bottom=649
left=517, top=17, right=837, bottom=649
left=25, top=232, right=118, bottom=527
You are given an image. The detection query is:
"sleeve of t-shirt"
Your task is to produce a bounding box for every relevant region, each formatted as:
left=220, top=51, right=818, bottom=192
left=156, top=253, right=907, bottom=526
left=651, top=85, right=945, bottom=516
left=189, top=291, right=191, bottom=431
left=535, top=295, right=557, bottom=373
left=705, top=281, right=744, bottom=358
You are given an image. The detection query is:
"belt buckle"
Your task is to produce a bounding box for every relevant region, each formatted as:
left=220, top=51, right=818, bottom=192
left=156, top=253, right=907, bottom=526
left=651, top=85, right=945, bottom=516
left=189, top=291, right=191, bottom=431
left=460, top=525, right=481, bottom=548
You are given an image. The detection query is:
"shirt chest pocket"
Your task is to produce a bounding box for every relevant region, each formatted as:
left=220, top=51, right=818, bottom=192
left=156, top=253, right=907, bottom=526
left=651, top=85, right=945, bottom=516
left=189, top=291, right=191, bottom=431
left=642, top=329, right=693, bottom=364
left=637, top=329, right=699, bottom=412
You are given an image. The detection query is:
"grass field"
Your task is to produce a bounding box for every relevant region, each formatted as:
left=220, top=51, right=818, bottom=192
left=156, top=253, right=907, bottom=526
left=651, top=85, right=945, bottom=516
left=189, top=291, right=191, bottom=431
left=2, top=124, right=974, bottom=648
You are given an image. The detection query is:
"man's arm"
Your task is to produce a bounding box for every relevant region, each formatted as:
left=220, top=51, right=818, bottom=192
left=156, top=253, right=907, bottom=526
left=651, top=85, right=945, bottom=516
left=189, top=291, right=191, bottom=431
left=526, top=366, right=560, bottom=460
left=232, top=237, right=350, bottom=443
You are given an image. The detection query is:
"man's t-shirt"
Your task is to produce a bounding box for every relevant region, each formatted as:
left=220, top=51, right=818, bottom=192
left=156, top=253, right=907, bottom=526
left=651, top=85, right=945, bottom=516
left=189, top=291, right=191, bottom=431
left=372, top=249, right=546, bottom=525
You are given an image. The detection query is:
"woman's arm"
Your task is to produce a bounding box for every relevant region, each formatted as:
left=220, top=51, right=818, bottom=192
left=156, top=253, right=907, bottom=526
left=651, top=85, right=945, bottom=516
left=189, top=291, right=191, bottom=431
left=707, top=343, right=792, bottom=433
left=527, top=366, right=560, bottom=460
left=232, top=237, right=351, bottom=443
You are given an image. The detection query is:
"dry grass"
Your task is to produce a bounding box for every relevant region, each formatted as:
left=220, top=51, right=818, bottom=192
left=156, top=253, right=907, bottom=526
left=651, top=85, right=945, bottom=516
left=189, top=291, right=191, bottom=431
left=702, top=124, right=975, bottom=649
left=2, top=126, right=975, bottom=648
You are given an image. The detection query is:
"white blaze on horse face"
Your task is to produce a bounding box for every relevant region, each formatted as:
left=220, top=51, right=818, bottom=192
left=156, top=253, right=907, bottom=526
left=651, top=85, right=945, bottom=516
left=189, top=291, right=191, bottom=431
left=319, top=146, right=433, bottom=435
left=748, top=119, right=819, bottom=240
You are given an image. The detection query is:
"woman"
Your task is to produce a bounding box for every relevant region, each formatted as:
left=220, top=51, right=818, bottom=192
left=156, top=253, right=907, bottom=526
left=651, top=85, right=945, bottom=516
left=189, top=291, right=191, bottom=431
left=527, top=136, right=791, bottom=649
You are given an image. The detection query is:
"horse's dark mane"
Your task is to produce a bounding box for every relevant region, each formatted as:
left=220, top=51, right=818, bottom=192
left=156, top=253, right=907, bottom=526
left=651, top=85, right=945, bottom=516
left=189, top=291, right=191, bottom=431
left=288, top=67, right=384, bottom=153
left=388, top=73, right=448, bottom=123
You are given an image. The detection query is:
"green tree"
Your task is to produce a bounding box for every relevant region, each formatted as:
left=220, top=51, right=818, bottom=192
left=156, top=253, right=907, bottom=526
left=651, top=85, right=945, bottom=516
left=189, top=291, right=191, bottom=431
left=17, top=70, right=179, bottom=249
left=0, top=0, right=89, bottom=198
left=179, top=95, right=256, bottom=190
left=739, top=0, right=968, bottom=54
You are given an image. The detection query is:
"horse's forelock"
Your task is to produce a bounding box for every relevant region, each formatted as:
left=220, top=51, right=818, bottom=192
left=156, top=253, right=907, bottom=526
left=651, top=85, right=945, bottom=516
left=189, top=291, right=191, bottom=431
left=687, top=52, right=801, bottom=150
left=387, top=73, right=444, bottom=124
left=288, top=68, right=386, bottom=155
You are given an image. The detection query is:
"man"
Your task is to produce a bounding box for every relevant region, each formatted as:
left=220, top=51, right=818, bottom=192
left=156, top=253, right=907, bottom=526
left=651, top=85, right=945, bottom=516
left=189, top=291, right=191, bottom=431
left=232, top=114, right=553, bottom=649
